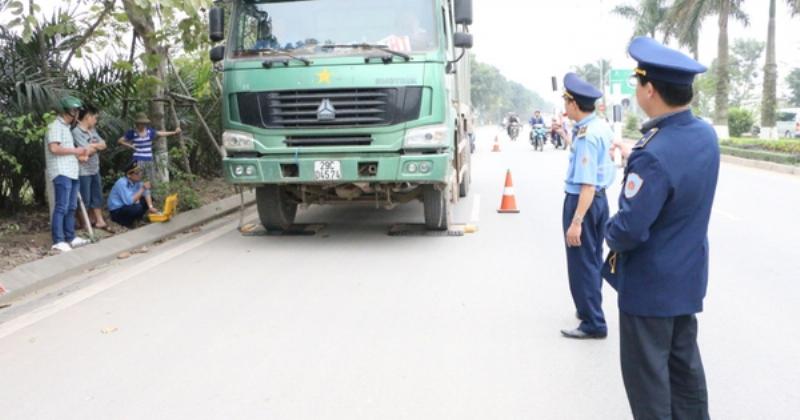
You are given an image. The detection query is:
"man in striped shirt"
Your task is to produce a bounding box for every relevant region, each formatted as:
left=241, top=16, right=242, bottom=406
left=117, top=112, right=181, bottom=183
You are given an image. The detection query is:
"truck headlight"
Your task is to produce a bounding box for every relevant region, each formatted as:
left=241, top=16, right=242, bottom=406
left=404, top=125, right=449, bottom=149
left=223, top=131, right=255, bottom=151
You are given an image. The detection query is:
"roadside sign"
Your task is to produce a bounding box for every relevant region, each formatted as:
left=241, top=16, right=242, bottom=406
left=610, top=69, right=635, bottom=95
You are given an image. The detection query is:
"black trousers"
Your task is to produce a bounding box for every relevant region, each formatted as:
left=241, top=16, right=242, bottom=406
left=110, top=198, right=148, bottom=228
left=620, top=312, right=709, bottom=420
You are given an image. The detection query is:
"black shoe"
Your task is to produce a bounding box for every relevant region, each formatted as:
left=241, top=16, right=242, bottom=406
left=560, top=328, right=607, bottom=339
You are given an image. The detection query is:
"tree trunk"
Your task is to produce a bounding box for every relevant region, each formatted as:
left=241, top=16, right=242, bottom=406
left=122, top=0, right=169, bottom=183
left=761, top=0, right=778, bottom=132
left=714, top=1, right=730, bottom=126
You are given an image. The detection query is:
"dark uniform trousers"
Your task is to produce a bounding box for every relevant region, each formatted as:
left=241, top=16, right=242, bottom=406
left=620, top=312, right=710, bottom=420
left=562, top=191, right=608, bottom=334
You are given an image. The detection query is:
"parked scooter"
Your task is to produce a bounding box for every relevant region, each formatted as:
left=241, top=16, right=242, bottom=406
left=530, top=123, right=547, bottom=151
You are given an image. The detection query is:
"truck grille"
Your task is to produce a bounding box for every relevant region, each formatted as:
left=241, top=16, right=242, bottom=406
left=237, top=87, right=422, bottom=129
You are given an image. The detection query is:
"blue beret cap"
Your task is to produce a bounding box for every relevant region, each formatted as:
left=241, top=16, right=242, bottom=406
left=628, top=37, right=707, bottom=86
left=563, top=72, right=602, bottom=103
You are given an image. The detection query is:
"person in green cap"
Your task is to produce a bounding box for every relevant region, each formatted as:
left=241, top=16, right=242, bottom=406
left=45, top=96, right=91, bottom=252
left=116, top=112, right=181, bottom=183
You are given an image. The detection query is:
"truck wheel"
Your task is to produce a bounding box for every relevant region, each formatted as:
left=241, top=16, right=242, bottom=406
left=256, top=185, right=297, bottom=231
left=423, top=184, right=452, bottom=231
left=459, top=150, right=472, bottom=198
left=458, top=168, right=471, bottom=198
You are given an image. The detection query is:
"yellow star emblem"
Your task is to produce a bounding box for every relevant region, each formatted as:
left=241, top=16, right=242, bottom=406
left=317, top=69, right=332, bottom=84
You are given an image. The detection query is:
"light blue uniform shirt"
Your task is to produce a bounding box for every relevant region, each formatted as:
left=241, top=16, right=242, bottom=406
left=564, top=114, right=616, bottom=194
left=107, top=177, right=150, bottom=211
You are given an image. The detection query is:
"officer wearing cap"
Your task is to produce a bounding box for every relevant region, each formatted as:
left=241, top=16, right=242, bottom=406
left=604, top=37, right=719, bottom=419
left=560, top=73, right=616, bottom=339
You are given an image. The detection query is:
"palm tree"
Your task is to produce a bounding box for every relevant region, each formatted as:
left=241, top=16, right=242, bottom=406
left=612, top=0, right=671, bottom=41
left=762, top=0, right=800, bottom=133
left=667, top=0, right=749, bottom=126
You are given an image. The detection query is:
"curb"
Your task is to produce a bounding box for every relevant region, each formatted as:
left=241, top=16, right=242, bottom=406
left=720, top=154, right=800, bottom=176
left=0, top=191, right=255, bottom=305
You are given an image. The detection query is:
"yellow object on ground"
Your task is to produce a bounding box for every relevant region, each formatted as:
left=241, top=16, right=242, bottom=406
left=148, top=194, right=178, bottom=223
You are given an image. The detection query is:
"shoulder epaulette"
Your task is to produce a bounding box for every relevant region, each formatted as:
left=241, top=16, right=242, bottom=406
left=633, top=128, right=659, bottom=149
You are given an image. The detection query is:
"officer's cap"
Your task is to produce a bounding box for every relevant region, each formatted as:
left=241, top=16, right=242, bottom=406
left=628, top=37, right=707, bottom=86
left=563, top=73, right=602, bottom=104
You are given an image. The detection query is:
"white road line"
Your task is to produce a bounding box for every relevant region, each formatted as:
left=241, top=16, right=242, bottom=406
left=713, top=209, right=742, bottom=222
left=0, top=218, right=246, bottom=340
left=470, top=194, right=481, bottom=223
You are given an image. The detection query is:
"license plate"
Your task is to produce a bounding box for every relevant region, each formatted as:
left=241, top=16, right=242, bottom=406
left=314, top=160, right=342, bottom=181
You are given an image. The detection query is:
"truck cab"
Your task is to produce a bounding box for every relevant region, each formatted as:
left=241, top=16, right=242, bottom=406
left=209, top=0, right=474, bottom=231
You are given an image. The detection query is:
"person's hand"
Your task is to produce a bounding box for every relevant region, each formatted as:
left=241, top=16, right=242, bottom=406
left=143, top=181, right=152, bottom=190
left=78, top=154, right=89, bottom=163
left=148, top=206, right=160, bottom=214
left=566, top=222, right=582, bottom=247
left=174, top=127, right=182, bottom=135
left=610, top=140, right=632, bottom=161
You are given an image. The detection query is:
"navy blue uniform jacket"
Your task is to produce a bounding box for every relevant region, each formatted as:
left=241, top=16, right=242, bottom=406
left=604, top=110, right=720, bottom=317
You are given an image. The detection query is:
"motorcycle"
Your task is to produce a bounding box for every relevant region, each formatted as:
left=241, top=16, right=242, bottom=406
left=550, top=128, right=565, bottom=149
left=507, top=122, right=521, bottom=141
left=530, top=123, right=547, bottom=151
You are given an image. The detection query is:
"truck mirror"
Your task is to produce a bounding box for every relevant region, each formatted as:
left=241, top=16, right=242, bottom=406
left=209, top=7, right=225, bottom=42
left=453, top=32, right=473, bottom=49
left=454, top=0, right=473, bottom=25
left=210, top=45, right=225, bottom=63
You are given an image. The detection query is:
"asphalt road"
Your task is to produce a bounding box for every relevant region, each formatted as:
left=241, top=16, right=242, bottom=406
left=1, top=126, right=798, bottom=419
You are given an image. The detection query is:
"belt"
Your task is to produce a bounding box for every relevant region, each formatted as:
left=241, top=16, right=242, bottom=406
left=565, top=188, right=606, bottom=197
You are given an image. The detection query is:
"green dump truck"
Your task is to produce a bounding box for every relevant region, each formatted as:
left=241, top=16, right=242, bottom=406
left=208, top=0, right=474, bottom=230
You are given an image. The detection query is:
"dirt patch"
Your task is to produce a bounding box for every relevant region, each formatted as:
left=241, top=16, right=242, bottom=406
left=0, top=178, right=237, bottom=274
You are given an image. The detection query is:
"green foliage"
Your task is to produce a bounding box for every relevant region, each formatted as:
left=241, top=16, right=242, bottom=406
left=612, top=0, right=671, bottom=40
left=719, top=144, right=800, bottom=166
left=729, top=39, right=764, bottom=107
left=624, top=113, right=641, bottom=139
left=728, top=107, right=755, bottom=137
left=153, top=171, right=201, bottom=211
left=787, top=68, right=800, bottom=107
left=721, top=138, right=800, bottom=155
left=470, top=54, right=549, bottom=123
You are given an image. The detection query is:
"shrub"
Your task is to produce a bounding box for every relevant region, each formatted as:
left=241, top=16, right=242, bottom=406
left=623, top=113, right=640, bottom=139
left=728, top=107, right=755, bottom=138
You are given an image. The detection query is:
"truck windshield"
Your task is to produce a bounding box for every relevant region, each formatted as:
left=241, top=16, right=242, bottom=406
left=231, top=0, right=439, bottom=59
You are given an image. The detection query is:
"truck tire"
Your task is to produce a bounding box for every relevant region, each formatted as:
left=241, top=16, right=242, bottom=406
left=256, top=185, right=297, bottom=231
left=423, top=184, right=452, bottom=231
left=459, top=148, right=472, bottom=198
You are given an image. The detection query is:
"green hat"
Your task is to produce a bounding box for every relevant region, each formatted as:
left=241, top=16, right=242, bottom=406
left=134, top=112, right=151, bottom=124
left=59, top=95, right=83, bottom=112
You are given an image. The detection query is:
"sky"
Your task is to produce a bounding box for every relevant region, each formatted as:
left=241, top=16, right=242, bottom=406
left=4, top=0, right=800, bottom=102
left=470, top=0, right=800, bottom=101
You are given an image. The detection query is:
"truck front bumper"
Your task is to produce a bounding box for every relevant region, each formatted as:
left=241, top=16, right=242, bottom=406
left=223, top=152, right=451, bottom=185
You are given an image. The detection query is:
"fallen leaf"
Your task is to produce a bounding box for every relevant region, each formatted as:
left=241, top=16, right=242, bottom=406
left=117, top=252, right=131, bottom=259
left=100, top=327, right=118, bottom=334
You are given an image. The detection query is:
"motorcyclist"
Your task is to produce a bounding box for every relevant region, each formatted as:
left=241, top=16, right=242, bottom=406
left=529, top=110, right=545, bottom=126
left=506, top=113, right=521, bottom=140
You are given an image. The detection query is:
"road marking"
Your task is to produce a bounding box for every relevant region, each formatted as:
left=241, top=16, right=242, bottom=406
left=471, top=194, right=481, bottom=223
left=713, top=209, right=742, bottom=222
left=0, top=218, right=248, bottom=340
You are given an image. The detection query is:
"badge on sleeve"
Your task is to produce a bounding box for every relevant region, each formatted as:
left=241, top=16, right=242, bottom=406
left=624, top=173, right=644, bottom=198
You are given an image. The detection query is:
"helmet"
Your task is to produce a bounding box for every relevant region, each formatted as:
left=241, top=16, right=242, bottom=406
left=59, top=96, right=83, bottom=112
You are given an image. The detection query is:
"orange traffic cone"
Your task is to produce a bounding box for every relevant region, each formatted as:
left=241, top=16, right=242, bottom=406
left=492, top=135, right=501, bottom=152
left=497, top=169, right=520, bottom=213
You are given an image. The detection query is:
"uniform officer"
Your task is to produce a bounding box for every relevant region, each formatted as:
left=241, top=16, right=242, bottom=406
left=604, top=37, right=719, bottom=419
left=560, top=73, right=616, bottom=339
